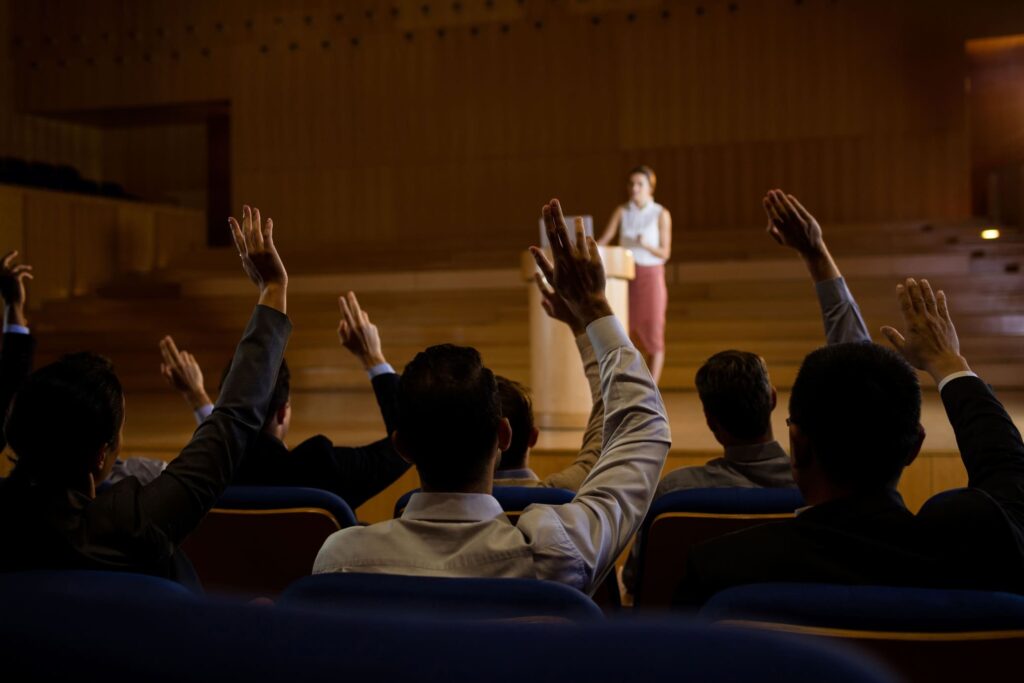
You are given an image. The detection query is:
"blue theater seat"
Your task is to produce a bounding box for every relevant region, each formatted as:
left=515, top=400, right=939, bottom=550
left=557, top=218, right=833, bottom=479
left=0, top=585, right=897, bottom=683
left=633, top=487, right=805, bottom=608
left=701, top=583, right=1024, bottom=683
left=281, top=573, right=604, bottom=622
left=180, top=485, right=357, bottom=598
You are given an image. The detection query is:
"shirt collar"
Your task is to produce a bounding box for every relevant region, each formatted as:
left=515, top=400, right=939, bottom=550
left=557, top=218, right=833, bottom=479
left=494, top=468, right=540, bottom=481
left=723, top=440, right=788, bottom=464
left=401, top=492, right=507, bottom=523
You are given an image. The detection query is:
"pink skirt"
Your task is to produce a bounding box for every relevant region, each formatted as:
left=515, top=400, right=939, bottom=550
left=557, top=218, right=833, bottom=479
left=629, top=264, right=667, bottom=355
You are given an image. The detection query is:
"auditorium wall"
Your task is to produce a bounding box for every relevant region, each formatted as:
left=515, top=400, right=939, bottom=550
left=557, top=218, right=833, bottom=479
left=6, top=0, right=1024, bottom=260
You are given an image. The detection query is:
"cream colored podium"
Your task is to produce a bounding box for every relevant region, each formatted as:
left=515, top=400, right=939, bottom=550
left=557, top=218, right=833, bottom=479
left=521, top=246, right=635, bottom=429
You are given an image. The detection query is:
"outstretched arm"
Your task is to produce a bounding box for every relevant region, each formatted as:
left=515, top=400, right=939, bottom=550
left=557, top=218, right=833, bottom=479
left=880, top=278, right=1024, bottom=497
left=764, top=189, right=870, bottom=344
left=138, top=205, right=291, bottom=544
left=0, top=250, right=34, bottom=452
left=531, top=272, right=603, bottom=491
left=338, top=291, right=398, bottom=434
left=159, top=336, right=214, bottom=423
left=521, top=199, right=671, bottom=594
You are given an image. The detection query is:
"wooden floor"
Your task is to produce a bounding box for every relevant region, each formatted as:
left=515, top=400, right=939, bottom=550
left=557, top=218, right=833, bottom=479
left=9, top=217, right=1024, bottom=522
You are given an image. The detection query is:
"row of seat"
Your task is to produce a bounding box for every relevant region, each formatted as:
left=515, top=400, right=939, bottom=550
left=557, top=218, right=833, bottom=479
left=5, top=569, right=1023, bottom=683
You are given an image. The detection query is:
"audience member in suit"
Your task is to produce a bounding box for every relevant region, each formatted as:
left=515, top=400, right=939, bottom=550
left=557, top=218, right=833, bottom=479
left=673, top=276, right=1024, bottom=607
left=660, top=190, right=869, bottom=494
left=313, top=199, right=671, bottom=595
left=0, top=250, right=34, bottom=454
left=621, top=191, right=870, bottom=592
left=492, top=276, right=605, bottom=490
left=0, top=205, right=292, bottom=580
left=155, top=292, right=409, bottom=509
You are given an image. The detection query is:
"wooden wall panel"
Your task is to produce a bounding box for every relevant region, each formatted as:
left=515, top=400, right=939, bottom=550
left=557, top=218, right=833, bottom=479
left=7, top=0, right=1022, bottom=260
left=0, top=185, right=204, bottom=307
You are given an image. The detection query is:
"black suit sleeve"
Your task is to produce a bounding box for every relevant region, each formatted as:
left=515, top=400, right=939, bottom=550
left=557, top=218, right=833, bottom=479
left=132, top=305, right=292, bottom=544
left=371, top=371, right=400, bottom=435
left=0, top=332, right=35, bottom=452
left=941, top=376, right=1024, bottom=520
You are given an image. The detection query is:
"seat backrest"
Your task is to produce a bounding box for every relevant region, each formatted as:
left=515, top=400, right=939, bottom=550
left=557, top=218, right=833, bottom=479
left=0, top=569, right=196, bottom=603
left=634, top=487, right=804, bottom=608
left=0, top=589, right=898, bottom=683
left=281, top=572, right=604, bottom=621
left=393, top=485, right=575, bottom=520
left=180, top=486, right=356, bottom=598
left=701, top=583, right=1024, bottom=683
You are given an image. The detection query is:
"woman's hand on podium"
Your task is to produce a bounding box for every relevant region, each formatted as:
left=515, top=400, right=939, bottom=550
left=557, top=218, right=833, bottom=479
left=228, top=204, right=288, bottom=314
left=338, top=291, right=388, bottom=370
left=530, top=198, right=613, bottom=329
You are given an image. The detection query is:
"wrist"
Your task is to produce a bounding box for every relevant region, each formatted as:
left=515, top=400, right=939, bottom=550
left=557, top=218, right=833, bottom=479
left=4, top=303, right=27, bottom=327
left=258, top=283, right=287, bottom=314
left=575, top=297, right=614, bottom=328
left=186, top=390, right=212, bottom=411
left=361, top=352, right=388, bottom=370
left=927, top=355, right=971, bottom=384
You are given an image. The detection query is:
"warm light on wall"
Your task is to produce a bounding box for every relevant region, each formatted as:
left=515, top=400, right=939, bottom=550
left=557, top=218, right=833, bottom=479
left=981, top=228, right=1001, bottom=240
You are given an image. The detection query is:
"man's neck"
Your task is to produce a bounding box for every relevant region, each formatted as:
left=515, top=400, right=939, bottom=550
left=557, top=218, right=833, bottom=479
left=719, top=430, right=775, bottom=449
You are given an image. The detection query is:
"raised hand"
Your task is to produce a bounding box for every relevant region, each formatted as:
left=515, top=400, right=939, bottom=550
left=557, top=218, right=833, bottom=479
left=228, top=205, right=288, bottom=313
left=763, top=189, right=839, bottom=282
left=338, top=291, right=387, bottom=370
left=881, top=278, right=970, bottom=383
left=0, top=250, right=32, bottom=327
left=159, top=336, right=212, bottom=410
left=763, top=189, right=824, bottom=255
left=533, top=272, right=584, bottom=335
left=529, top=199, right=612, bottom=328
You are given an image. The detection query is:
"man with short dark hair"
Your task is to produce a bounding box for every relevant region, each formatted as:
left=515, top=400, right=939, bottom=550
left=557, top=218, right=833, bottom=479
left=673, top=278, right=1024, bottom=606
left=157, top=291, right=409, bottom=509
left=657, top=190, right=869, bottom=494
left=622, top=191, right=870, bottom=591
left=313, top=200, right=671, bottom=594
left=0, top=205, right=292, bottom=580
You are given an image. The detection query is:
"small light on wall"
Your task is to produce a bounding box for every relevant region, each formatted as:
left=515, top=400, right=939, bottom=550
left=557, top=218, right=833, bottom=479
left=981, top=228, right=1001, bottom=240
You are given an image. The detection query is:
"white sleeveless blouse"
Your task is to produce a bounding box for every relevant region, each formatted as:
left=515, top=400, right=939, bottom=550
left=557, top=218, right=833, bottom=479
left=619, top=201, right=665, bottom=266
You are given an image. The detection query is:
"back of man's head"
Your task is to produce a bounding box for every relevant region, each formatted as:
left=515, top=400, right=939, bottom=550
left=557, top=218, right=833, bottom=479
left=398, top=344, right=500, bottom=490
left=789, top=342, right=922, bottom=492
left=6, top=353, right=124, bottom=483
left=695, top=350, right=773, bottom=441
left=221, top=357, right=290, bottom=430
left=496, top=376, right=533, bottom=471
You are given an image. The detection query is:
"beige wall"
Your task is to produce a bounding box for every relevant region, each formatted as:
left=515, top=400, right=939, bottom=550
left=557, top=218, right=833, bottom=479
left=6, top=0, right=1024, bottom=258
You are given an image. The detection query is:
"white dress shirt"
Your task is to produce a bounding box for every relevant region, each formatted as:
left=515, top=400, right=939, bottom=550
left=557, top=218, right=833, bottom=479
left=312, top=315, right=672, bottom=594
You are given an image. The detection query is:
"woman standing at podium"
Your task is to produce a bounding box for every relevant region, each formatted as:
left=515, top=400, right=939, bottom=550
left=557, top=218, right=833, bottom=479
left=598, top=165, right=672, bottom=383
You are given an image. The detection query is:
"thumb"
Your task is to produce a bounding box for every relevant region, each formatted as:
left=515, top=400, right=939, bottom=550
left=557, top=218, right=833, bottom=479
left=880, top=326, right=907, bottom=352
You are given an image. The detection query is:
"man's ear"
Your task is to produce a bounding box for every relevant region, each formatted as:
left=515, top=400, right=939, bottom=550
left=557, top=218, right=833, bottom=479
left=789, top=423, right=814, bottom=471
left=275, top=401, right=290, bottom=426
left=528, top=426, right=539, bottom=449
left=905, top=423, right=926, bottom=468
left=392, top=431, right=414, bottom=465
left=704, top=410, right=719, bottom=436
left=770, top=386, right=778, bottom=411
left=497, top=418, right=512, bottom=452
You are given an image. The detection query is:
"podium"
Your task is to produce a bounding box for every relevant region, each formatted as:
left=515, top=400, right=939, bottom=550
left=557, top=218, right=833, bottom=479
left=520, top=247, right=635, bottom=429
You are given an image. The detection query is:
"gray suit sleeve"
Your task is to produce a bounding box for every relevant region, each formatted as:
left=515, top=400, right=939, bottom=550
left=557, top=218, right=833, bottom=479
left=816, top=277, right=871, bottom=345
left=542, top=334, right=604, bottom=491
